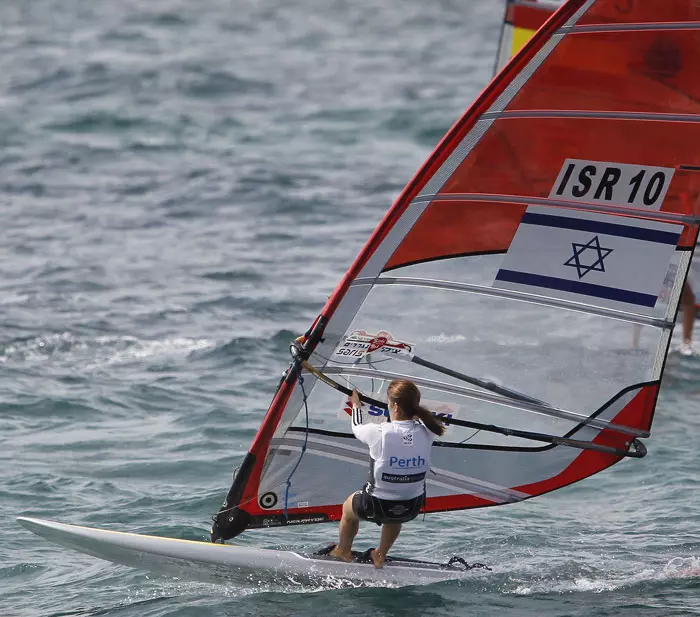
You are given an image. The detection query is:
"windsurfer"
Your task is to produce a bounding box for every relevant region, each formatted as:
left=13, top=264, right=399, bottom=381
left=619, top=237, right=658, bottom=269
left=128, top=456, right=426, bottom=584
left=680, top=281, right=696, bottom=356
left=329, top=380, right=445, bottom=568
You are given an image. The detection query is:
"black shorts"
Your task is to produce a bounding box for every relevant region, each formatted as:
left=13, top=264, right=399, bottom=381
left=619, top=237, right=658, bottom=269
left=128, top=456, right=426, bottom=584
left=352, top=488, right=424, bottom=525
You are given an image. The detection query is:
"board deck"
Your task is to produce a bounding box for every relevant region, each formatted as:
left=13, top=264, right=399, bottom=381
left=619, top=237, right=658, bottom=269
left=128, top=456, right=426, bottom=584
left=16, top=517, right=475, bottom=586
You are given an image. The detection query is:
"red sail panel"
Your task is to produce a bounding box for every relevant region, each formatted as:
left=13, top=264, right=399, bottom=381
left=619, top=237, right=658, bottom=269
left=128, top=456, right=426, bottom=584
left=437, top=119, right=700, bottom=215
left=506, top=2, right=557, bottom=31
left=385, top=200, right=526, bottom=270
left=578, top=1, right=700, bottom=25
left=508, top=29, right=700, bottom=115
left=510, top=384, right=658, bottom=498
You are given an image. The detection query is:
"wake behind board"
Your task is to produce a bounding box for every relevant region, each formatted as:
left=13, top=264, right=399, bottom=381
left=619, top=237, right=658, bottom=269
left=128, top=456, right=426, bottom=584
left=16, top=517, right=477, bottom=586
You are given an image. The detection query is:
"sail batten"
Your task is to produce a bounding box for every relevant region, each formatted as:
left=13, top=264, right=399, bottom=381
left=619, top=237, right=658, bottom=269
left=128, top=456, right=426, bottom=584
left=211, top=0, right=699, bottom=542
left=483, top=110, right=700, bottom=122
left=568, top=21, right=700, bottom=33
left=316, top=365, right=648, bottom=438
left=352, top=277, right=675, bottom=327
left=410, top=194, right=698, bottom=224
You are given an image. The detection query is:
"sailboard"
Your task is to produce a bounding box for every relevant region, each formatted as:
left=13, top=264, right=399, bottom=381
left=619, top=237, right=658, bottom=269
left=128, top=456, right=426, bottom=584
left=16, top=517, right=477, bottom=585
left=18, top=0, right=700, bottom=585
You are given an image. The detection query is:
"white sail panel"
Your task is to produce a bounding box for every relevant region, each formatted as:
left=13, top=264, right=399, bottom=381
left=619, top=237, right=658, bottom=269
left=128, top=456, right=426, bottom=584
left=494, top=207, right=682, bottom=313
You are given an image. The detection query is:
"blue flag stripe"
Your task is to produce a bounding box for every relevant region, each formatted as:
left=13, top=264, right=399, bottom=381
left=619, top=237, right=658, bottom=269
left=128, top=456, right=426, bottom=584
left=521, top=213, right=680, bottom=245
left=495, top=269, right=658, bottom=307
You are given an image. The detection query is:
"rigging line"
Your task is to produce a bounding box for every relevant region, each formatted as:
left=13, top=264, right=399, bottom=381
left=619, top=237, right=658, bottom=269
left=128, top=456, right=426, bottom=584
left=300, top=361, right=646, bottom=459
left=282, top=372, right=310, bottom=519
left=459, top=429, right=481, bottom=445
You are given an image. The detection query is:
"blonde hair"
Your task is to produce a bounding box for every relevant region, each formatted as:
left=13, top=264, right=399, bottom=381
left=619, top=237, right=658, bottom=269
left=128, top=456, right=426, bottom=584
left=387, top=380, right=445, bottom=436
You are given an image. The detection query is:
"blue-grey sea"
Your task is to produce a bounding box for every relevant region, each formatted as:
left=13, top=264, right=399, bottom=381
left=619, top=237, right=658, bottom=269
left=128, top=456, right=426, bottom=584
left=3, top=1, right=700, bottom=615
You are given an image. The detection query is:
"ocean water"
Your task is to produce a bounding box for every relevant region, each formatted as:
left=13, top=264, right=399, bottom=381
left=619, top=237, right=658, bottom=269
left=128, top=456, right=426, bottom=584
left=3, top=0, right=700, bottom=615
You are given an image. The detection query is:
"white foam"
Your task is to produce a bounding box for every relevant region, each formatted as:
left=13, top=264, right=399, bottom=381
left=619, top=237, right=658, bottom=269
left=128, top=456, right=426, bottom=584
left=0, top=332, right=216, bottom=370
left=511, top=557, right=700, bottom=596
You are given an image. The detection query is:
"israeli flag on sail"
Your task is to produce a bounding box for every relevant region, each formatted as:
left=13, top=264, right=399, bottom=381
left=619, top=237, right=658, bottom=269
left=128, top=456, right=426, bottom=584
left=493, top=206, right=682, bottom=312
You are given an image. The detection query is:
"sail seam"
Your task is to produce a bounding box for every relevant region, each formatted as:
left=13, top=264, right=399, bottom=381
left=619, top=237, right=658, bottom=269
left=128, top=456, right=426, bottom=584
left=564, top=22, right=700, bottom=33
left=273, top=434, right=369, bottom=455
left=428, top=467, right=530, bottom=501
left=410, top=193, right=698, bottom=224
left=482, top=110, right=700, bottom=122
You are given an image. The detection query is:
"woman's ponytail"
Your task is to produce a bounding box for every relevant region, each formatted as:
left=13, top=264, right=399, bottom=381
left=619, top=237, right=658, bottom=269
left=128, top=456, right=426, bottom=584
left=387, top=379, right=446, bottom=437
left=412, top=405, right=446, bottom=437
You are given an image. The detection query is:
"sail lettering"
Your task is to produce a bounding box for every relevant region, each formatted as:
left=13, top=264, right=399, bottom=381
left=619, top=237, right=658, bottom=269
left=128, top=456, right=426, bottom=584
left=368, top=404, right=388, bottom=417
left=433, top=412, right=453, bottom=426
left=549, top=159, right=674, bottom=210
left=627, top=170, right=645, bottom=203
left=594, top=167, right=621, bottom=200
left=644, top=172, right=666, bottom=206
left=571, top=165, right=596, bottom=197
left=555, top=162, right=575, bottom=195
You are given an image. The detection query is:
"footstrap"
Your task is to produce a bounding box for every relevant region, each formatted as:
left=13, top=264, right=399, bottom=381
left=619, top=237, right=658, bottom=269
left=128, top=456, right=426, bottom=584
left=356, top=548, right=375, bottom=563
left=313, top=543, right=336, bottom=557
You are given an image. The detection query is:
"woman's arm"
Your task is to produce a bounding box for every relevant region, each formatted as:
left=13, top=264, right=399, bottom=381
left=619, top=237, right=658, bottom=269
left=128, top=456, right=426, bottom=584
left=350, top=389, right=381, bottom=447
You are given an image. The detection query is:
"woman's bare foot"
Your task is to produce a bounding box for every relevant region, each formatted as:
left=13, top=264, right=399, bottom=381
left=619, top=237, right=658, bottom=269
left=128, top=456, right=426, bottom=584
left=370, top=549, right=385, bottom=569
left=329, top=546, right=353, bottom=562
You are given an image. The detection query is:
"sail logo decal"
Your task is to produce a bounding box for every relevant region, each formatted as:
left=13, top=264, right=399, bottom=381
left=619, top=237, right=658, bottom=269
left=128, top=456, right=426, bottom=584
left=331, top=330, right=414, bottom=364
left=493, top=206, right=682, bottom=312
left=550, top=159, right=674, bottom=211
left=563, top=235, right=613, bottom=278
left=340, top=400, right=389, bottom=423
left=340, top=397, right=455, bottom=429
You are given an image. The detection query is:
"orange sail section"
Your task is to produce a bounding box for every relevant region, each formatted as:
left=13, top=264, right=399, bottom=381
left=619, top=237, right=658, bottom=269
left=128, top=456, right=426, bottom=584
left=508, top=29, right=700, bottom=114
left=385, top=1, right=700, bottom=271
left=578, top=1, right=700, bottom=25
left=385, top=200, right=525, bottom=270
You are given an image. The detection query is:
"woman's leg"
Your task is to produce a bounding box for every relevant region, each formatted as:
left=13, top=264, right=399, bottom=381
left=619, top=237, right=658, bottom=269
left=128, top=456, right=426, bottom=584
left=329, top=493, right=359, bottom=562
left=371, top=523, right=402, bottom=568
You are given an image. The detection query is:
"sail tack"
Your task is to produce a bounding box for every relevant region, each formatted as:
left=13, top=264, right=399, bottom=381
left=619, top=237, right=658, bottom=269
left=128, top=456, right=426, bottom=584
left=212, top=0, right=700, bottom=541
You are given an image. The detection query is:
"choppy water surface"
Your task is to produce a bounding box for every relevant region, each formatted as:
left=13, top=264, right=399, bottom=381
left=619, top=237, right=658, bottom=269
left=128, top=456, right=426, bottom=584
left=3, top=1, right=700, bottom=615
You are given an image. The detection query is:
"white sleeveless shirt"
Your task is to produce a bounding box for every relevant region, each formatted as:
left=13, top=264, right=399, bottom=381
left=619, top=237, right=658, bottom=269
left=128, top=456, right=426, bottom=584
left=351, top=405, right=435, bottom=501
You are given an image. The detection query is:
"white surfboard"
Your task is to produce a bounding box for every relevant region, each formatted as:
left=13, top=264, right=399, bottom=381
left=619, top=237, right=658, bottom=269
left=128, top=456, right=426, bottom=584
left=16, top=517, right=479, bottom=586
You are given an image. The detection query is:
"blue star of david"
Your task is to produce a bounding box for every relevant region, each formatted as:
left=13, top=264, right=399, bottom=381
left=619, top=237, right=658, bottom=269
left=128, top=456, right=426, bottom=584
left=563, top=235, right=613, bottom=279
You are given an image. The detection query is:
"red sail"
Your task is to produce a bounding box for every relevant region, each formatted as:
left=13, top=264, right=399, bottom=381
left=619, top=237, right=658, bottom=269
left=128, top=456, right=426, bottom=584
left=212, top=0, right=697, bottom=540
